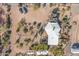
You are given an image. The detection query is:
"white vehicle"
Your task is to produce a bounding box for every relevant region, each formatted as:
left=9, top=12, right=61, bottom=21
left=71, top=43, right=79, bottom=53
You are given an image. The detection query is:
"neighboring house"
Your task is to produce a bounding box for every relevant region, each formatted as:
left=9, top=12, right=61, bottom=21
left=45, top=22, right=60, bottom=45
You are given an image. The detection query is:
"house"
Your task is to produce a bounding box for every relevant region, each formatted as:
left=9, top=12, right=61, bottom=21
left=45, top=22, right=60, bottom=45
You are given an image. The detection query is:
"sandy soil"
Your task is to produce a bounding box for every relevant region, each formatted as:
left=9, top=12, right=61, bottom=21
left=0, top=3, right=71, bottom=55
left=71, top=4, right=79, bottom=45
left=69, top=4, right=79, bottom=55
left=10, top=4, right=54, bottom=55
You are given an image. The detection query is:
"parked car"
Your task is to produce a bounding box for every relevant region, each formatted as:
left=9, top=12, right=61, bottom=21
left=19, top=5, right=28, bottom=14
left=71, top=43, right=79, bottom=53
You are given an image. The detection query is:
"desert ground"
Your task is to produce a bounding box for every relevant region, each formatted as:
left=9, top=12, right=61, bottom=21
left=0, top=3, right=72, bottom=56
left=10, top=4, right=54, bottom=55
left=63, top=4, right=79, bottom=56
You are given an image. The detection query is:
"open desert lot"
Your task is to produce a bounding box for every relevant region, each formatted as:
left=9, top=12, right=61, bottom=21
left=1, top=3, right=79, bottom=56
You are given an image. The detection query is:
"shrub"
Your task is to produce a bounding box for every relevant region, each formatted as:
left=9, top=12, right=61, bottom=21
left=31, top=44, right=48, bottom=51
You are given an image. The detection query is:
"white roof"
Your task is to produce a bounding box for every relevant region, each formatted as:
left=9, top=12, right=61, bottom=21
left=45, top=22, right=60, bottom=45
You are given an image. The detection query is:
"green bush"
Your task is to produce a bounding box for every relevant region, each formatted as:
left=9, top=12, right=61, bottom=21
left=50, top=47, right=64, bottom=56
left=31, top=44, right=48, bottom=51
